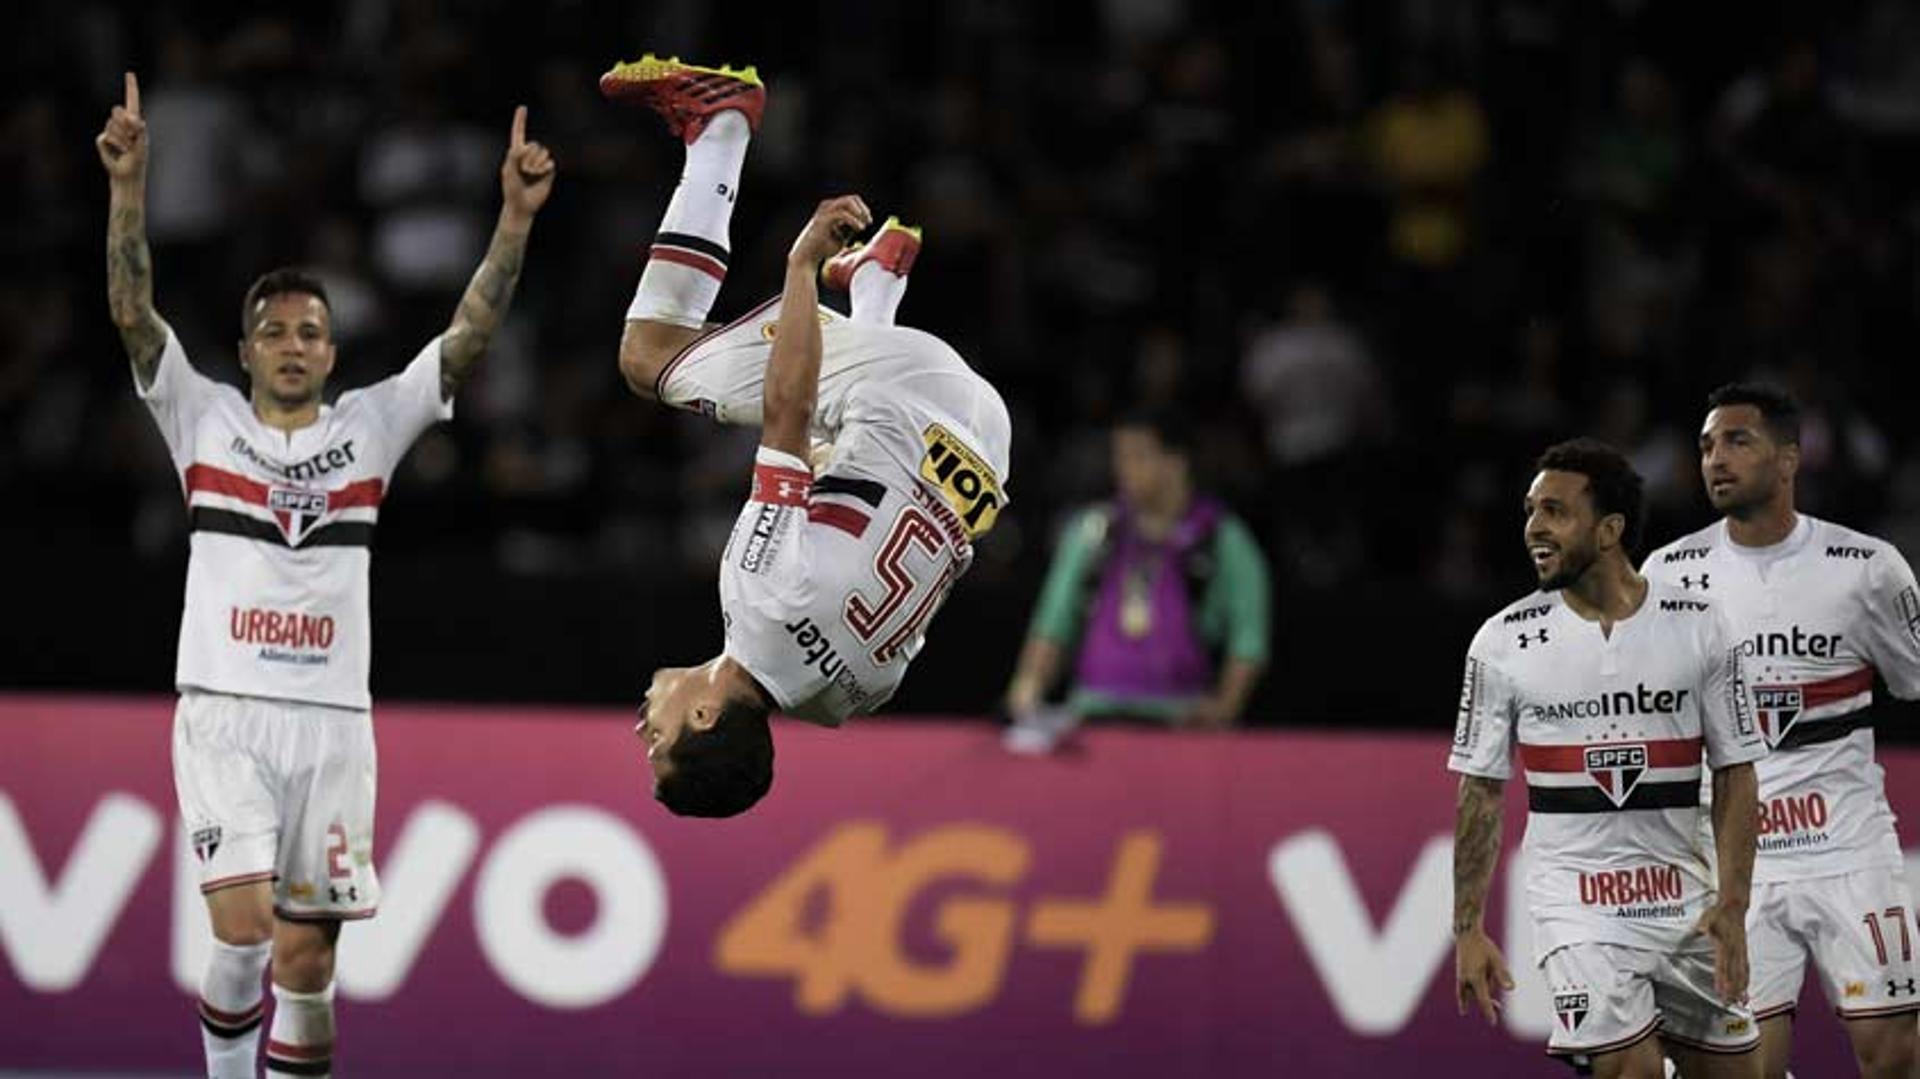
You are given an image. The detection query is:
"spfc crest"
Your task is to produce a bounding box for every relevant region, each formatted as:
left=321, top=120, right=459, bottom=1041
left=1553, top=991, right=1589, bottom=1034
left=1584, top=744, right=1648, bottom=807
left=191, top=825, right=222, bottom=863
left=1753, top=686, right=1803, bottom=748
left=269, top=487, right=327, bottom=544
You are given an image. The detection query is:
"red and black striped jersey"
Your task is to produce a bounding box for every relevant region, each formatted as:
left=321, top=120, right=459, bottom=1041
left=1643, top=515, right=1920, bottom=883
left=718, top=446, right=973, bottom=727
left=1450, top=583, right=1766, bottom=958
left=136, top=324, right=450, bottom=710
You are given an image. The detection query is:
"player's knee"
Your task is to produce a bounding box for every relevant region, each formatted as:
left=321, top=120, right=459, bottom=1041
left=206, top=888, right=274, bottom=946
left=210, top=912, right=273, bottom=948
left=271, top=922, right=340, bottom=992
left=617, top=330, right=659, bottom=399
left=1850, top=1015, right=1917, bottom=1078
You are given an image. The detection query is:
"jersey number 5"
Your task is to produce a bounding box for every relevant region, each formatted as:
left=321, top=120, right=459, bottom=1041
left=846, top=507, right=958, bottom=665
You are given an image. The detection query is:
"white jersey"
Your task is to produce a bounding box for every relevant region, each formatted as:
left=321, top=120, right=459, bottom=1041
left=1643, top=516, right=1920, bottom=882
left=1449, top=584, right=1767, bottom=959
left=658, top=296, right=1012, bottom=540
left=136, top=323, right=451, bottom=710
left=718, top=446, right=976, bottom=726
left=668, top=296, right=1014, bottom=726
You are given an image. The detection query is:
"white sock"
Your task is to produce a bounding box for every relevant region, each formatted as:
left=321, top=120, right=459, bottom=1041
left=626, top=110, right=752, bottom=327
left=266, top=981, right=335, bottom=1077
left=199, top=939, right=270, bottom=1079
left=848, top=260, right=909, bottom=326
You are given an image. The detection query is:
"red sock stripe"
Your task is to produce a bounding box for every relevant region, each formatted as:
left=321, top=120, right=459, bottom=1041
left=200, top=998, right=265, bottom=1025
left=268, top=1038, right=334, bottom=1060
left=649, top=245, right=728, bottom=281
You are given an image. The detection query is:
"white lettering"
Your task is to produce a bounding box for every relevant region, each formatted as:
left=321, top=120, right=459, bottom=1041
left=472, top=806, right=668, bottom=1009
left=0, top=791, right=161, bottom=991
left=1267, top=830, right=1453, bottom=1035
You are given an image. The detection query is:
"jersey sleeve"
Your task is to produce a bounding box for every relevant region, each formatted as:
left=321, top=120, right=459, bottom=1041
left=338, top=335, right=454, bottom=472
left=1699, top=607, right=1768, bottom=768
left=1448, top=626, right=1518, bottom=780
left=1859, top=544, right=1920, bottom=699
left=1214, top=515, right=1272, bottom=663
left=133, top=321, right=223, bottom=467
left=722, top=446, right=817, bottom=605
left=1024, top=508, right=1106, bottom=645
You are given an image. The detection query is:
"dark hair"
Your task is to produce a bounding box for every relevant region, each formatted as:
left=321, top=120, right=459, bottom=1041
left=1535, top=437, right=1646, bottom=553
left=655, top=699, right=774, bottom=818
left=1706, top=382, right=1801, bottom=446
left=240, top=267, right=331, bottom=336
left=1115, top=404, right=1195, bottom=456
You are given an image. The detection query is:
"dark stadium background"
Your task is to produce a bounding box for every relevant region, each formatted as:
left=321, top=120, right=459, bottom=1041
left=5, top=0, right=1919, bottom=742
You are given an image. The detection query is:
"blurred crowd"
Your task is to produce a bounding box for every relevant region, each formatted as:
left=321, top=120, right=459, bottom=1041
left=7, top=0, right=1920, bottom=609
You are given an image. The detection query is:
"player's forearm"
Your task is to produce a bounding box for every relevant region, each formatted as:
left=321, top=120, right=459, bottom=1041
left=1007, top=638, right=1065, bottom=710
left=1452, top=775, right=1504, bottom=935
left=762, top=259, right=823, bottom=438
left=1709, top=762, right=1758, bottom=909
left=1212, top=658, right=1264, bottom=722
left=441, top=207, right=534, bottom=399
left=105, top=179, right=164, bottom=379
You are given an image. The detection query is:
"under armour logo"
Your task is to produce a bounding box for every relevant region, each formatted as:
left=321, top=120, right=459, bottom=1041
left=1892, top=978, right=1918, bottom=997
left=330, top=885, right=359, bottom=904
left=776, top=479, right=805, bottom=500
left=1680, top=574, right=1711, bottom=591
left=1517, top=629, right=1549, bottom=649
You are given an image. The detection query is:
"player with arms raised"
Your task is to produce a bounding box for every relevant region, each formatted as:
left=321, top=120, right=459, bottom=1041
left=1451, top=439, right=1766, bottom=1078
left=598, top=54, right=1012, bottom=818
left=97, top=72, right=554, bottom=1077
left=1643, top=384, right=1920, bottom=1079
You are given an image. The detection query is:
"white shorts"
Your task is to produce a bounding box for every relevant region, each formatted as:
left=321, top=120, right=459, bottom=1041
left=659, top=297, right=1012, bottom=532
left=172, top=689, right=380, bottom=921
left=1747, top=866, right=1920, bottom=1021
left=1542, top=940, right=1759, bottom=1059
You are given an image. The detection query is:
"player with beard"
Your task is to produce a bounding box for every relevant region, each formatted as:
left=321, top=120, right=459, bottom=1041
left=97, top=72, right=554, bottom=1077
left=1451, top=438, right=1766, bottom=1078
left=1643, top=384, right=1920, bottom=1079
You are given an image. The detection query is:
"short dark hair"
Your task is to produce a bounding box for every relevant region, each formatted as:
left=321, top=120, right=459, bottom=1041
left=1706, top=382, right=1801, bottom=446
left=1115, top=404, right=1194, bottom=456
left=241, top=267, right=331, bottom=337
left=655, top=699, right=774, bottom=818
left=1535, top=437, right=1646, bottom=553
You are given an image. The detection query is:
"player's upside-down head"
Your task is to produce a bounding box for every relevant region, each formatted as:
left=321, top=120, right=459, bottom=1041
left=636, top=659, right=775, bottom=817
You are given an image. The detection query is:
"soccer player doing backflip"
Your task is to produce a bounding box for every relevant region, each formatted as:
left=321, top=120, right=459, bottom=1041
left=599, top=55, right=1013, bottom=818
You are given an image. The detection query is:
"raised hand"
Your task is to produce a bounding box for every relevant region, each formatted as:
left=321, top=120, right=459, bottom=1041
left=788, top=195, right=873, bottom=268
left=500, top=106, right=556, bottom=219
left=95, top=72, right=148, bottom=184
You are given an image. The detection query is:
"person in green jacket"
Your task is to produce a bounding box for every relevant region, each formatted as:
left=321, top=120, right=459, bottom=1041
left=1004, top=407, right=1271, bottom=729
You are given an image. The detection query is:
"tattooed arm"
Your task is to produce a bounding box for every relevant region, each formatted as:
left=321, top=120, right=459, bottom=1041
left=439, top=106, right=556, bottom=401
left=95, top=72, right=166, bottom=386
left=1452, top=774, right=1514, bottom=1025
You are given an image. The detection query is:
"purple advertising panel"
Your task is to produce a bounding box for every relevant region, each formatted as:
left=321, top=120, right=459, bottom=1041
left=2, top=695, right=1912, bottom=1076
